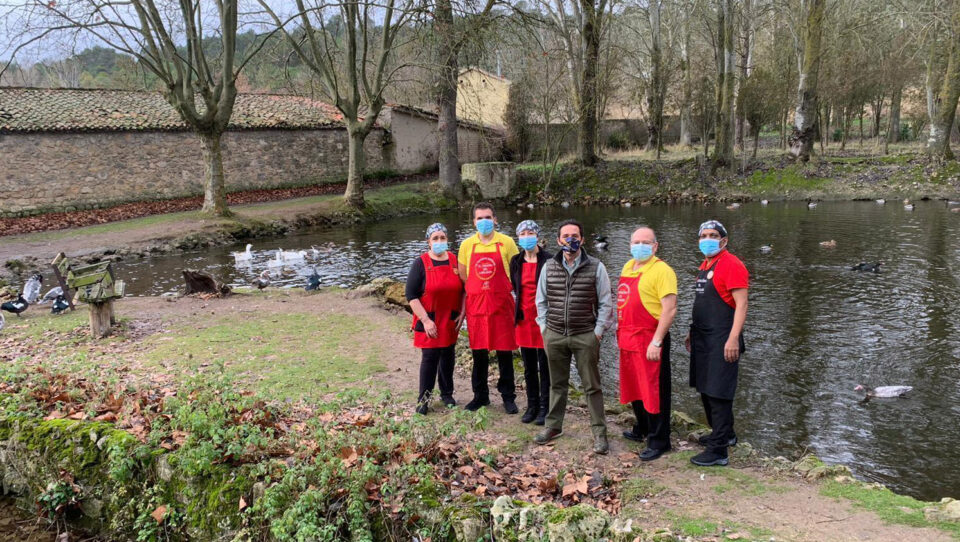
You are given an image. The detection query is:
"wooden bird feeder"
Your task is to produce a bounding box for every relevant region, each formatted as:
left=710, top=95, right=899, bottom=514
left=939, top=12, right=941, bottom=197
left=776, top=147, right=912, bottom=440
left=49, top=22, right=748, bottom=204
left=52, top=253, right=125, bottom=338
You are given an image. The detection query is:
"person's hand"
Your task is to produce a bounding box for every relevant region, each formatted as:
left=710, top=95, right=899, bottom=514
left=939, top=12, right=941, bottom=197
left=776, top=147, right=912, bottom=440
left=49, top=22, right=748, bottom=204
left=684, top=334, right=691, bottom=353
left=423, top=319, right=438, bottom=339
left=724, top=337, right=740, bottom=362
left=454, top=313, right=466, bottom=331
left=595, top=333, right=603, bottom=343
left=646, top=342, right=662, bottom=361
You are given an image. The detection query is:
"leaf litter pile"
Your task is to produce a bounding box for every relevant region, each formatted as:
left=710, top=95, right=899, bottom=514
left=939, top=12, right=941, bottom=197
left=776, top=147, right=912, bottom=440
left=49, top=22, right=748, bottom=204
left=0, top=321, right=630, bottom=537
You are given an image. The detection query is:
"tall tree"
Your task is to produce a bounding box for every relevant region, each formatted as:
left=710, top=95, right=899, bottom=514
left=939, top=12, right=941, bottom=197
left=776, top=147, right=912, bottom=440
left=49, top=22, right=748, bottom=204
left=644, top=0, right=665, bottom=156
left=433, top=0, right=497, bottom=200
left=579, top=0, right=605, bottom=165
left=927, top=2, right=960, bottom=161
left=713, top=0, right=735, bottom=168
left=10, top=0, right=269, bottom=216
left=260, top=0, right=418, bottom=207
left=789, top=0, right=826, bottom=162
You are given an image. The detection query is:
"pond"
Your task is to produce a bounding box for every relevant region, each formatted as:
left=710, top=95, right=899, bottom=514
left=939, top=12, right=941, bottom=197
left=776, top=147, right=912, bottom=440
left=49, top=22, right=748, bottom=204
left=114, top=199, right=960, bottom=501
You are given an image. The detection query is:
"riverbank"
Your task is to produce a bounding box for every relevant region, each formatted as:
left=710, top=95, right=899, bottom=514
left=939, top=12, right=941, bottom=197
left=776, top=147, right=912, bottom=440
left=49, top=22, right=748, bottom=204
left=519, top=152, right=960, bottom=204
left=1, top=289, right=958, bottom=541
left=0, top=182, right=454, bottom=286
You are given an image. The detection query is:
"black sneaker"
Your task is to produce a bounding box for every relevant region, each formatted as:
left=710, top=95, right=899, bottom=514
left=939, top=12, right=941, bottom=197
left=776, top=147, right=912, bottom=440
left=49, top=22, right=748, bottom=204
left=415, top=403, right=429, bottom=416
left=639, top=447, right=669, bottom=462
left=503, top=400, right=519, bottom=415
left=464, top=396, right=490, bottom=412
left=521, top=406, right=538, bottom=423
left=534, top=406, right=547, bottom=426
left=690, top=450, right=729, bottom=467
left=441, top=396, right=457, bottom=407
left=697, top=434, right=738, bottom=447
left=622, top=429, right=647, bottom=443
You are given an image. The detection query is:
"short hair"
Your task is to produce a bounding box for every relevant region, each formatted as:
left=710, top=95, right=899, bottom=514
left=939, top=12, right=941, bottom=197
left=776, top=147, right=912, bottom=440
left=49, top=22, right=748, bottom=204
left=632, top=225, right=657, bottom=242
left=473, top=202, right=496, bottom=218
left=557, top=219, right=584, bottom=238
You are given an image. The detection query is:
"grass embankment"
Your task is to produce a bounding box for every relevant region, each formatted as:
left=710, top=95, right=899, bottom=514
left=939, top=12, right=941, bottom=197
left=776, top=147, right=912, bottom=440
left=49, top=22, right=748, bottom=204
left=518, top=149, right=960, bottom=204
left=2, top=290, right=958, bottom=541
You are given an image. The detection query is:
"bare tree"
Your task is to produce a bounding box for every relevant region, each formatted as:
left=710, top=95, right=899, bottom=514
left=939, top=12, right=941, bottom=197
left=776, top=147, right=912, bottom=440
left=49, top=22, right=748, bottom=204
left=789, top=0, right=826, bottom=162
left=927, top=1, right=960, bottom=161
left=7, top=0, right=271, bottom=216
left=258, top=0, right=419, bottom=207
left=713, top=0, right=735, bottom=168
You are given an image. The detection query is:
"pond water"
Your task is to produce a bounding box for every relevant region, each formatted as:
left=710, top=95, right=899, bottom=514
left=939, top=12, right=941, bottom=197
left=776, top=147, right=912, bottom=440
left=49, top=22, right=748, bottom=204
left=112, top=200, right=960, bottom=501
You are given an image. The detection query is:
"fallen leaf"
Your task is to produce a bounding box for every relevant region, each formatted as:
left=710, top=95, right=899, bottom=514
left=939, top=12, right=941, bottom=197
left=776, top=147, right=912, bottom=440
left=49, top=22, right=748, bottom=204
left=151, top=504, right=167, bottom=523
left=340, top=446, right=358, bottom=467
left=238, top=496, right=247, bottom=511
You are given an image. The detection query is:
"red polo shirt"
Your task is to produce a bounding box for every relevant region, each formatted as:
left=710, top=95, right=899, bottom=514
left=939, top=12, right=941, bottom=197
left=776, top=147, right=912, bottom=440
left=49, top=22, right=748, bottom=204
left=698, top=249, right=749, bottom=308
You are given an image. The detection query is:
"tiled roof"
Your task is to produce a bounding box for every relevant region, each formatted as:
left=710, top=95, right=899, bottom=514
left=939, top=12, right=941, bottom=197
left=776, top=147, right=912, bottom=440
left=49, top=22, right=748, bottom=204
left=0, top=87, right=346, bottom=133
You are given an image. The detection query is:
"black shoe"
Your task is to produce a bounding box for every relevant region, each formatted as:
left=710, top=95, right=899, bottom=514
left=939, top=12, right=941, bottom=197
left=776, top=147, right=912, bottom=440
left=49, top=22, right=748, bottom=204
left=639, top=447, right=669, bottom=461
left=415, top=403, right=429, bottom=416
left=441, top=395, right=457, bottom=407
left=503, top=400, right=519, bottom=415
left=698, top=434, right=738, bottom=447
left=521, top=406, right=538, bottom=423
left=464, top=396, right=490, bottom=412
left=622, top=429, right=647, bottom=443
left=690, top=450, right=729, bottom=467
left=534, top=406, right=547, bottom=426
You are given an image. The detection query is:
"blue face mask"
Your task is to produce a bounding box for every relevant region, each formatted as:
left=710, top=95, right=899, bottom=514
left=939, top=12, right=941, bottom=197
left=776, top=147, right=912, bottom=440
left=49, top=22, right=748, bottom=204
left=631, top=243, right=653, bottom=262
left=699, top=238, right=722, bottom=257
left=476, top=218, right=495, bottom=235
left=518, top=236, right=538, bottom=251
left=431, top=241, right=448, bottom=255
left=561, top=237, right=582, bottom=253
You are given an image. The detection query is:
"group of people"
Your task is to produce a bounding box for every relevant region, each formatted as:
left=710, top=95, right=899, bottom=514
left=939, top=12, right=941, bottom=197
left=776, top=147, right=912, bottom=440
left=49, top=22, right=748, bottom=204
left=404, top=202, right=749, bottom=466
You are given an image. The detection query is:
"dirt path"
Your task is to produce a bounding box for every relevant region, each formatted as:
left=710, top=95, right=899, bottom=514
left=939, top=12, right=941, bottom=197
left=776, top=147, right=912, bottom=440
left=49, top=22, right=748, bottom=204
left=2, top=291, right=955, bottom=541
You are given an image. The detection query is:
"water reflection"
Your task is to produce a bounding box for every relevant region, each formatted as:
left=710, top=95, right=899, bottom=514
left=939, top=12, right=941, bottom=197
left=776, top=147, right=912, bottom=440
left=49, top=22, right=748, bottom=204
left=111, top=200, right=959, bottom=500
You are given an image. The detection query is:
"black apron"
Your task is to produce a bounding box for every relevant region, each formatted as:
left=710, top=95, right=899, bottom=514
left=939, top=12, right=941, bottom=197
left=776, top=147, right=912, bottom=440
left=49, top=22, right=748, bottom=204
left=689, top=256, right=745, bottom=400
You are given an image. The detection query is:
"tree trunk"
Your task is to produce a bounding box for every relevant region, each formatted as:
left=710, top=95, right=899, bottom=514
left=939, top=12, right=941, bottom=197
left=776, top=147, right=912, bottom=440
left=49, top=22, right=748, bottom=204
left=345, top=126, right=367, bottom=207
left=789, top=0, right=826, bottom=162
left=887, top=86, right=902, bottom=145
left=872, top=96, right=884, bottom=138
left=578, top=0, right=601, bottom=166
left=822, top=103, right=831, bottom=148
left=436, top=0, right=462, bottom=199
left=840, top=108, right=848, bottom=151
left=713, top=0, right=735, bottom=169
left=679, top=9, right=693, bottom=147
left=735, top=0, right=752, bottom=150
left=752, top=129, right=760, bottom=159
left=198, top=131, right=231, bottom=217
left=858, top=106, right=864, bottom=146
left=928, top=6, right=960, bottom=161
left=645, top=0, right=663, bottom=156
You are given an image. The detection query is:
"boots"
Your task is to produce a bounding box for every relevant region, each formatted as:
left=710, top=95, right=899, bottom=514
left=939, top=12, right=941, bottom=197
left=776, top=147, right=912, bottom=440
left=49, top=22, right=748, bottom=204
left=521, top=400, right=538, bottom=424
left=534, top=404, right=547, bottom=426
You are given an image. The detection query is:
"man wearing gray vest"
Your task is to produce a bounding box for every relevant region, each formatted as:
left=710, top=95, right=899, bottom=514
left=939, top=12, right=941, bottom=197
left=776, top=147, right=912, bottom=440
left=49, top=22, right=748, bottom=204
left=533, top=219, right=614, bottom=454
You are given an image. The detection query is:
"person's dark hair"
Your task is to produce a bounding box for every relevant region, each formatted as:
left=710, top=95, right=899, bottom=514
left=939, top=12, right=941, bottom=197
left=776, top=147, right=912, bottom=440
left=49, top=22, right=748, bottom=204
left=473, top=202, right=496, bottom=218
left=556, top=219, right=584, bottom=238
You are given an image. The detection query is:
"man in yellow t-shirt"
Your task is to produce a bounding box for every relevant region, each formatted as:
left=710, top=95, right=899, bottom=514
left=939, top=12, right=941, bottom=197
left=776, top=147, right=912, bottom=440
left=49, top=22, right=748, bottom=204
left=457, top=202, right=521, bottom=413
left=616, top=226, right=678, bottom=461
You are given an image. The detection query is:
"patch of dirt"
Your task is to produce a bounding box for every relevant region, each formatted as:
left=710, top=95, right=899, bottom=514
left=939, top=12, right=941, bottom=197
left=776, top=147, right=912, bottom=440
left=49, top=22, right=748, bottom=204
left=0, top=498, right=98, bottom=542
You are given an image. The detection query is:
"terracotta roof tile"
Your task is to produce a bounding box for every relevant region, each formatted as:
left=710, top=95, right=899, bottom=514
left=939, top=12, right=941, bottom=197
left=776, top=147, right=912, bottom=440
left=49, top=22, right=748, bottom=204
left=0, top=87, right=345, bottom=133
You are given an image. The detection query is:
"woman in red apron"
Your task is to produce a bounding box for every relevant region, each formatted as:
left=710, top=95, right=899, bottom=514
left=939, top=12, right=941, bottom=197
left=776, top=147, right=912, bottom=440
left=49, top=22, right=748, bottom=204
left=406, top=223, right=464, bottom=415
left=510, top=220, right=552, bottom=425
left=617, top=226, right=677, bottom=461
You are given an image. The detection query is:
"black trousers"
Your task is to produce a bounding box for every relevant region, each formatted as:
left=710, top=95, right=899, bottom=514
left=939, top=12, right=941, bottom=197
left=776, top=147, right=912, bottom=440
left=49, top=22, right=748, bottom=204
left=418, top=345, right=456, bottom=405
left=520, top=347, right=550, bottom=408
left=630, top=333, right=672, bottom=451
left=471, top=349, right=516, bottom=401
left=700, top=393, right=735, bottom=456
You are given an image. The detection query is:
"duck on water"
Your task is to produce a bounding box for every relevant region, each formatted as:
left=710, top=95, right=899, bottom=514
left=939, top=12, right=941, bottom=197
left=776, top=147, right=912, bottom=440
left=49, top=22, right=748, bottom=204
left=855, top=385, right=913, bottom=400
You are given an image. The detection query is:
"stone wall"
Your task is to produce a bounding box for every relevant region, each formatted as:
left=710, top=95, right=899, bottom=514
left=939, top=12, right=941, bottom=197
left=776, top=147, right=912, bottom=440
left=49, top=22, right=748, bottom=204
left=0, top=128, right=388, bottom=216
left=381, top=108, right=504, bottom=172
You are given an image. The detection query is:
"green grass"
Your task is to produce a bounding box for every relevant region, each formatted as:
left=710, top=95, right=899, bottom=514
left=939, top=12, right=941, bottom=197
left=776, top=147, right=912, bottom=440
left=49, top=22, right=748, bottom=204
left=621, top=477, right=666, bottom=502
left=821, top=481, right=960, bottom=538
left=742, top=165, right=830, bottom=193
left=142, top=312, right=388, bottom=400
left=1, top=308, right=88, bottom=339
left=665, top=512, right=720, bottom=537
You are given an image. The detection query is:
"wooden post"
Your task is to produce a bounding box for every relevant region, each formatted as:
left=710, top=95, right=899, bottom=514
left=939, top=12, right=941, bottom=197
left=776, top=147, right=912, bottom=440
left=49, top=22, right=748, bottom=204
left=89, top=301, right=113, bottom=338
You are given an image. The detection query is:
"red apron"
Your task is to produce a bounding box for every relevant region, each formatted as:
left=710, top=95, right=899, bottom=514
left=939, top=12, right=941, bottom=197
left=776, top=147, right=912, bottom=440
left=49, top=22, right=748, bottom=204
left=515, top=261, right=544, bottom=349
left=465, top=242, right=517, bottom=351
left=412, top=252, right=463, bottom=348
left=617, top=259, right=663, bottom=411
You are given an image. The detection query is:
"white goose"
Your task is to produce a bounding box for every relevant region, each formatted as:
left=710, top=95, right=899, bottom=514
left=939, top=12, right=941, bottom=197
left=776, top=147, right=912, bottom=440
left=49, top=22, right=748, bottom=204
left=233, top=244, right=254, bottom=263
left=267, top=251, right=284, bottom=268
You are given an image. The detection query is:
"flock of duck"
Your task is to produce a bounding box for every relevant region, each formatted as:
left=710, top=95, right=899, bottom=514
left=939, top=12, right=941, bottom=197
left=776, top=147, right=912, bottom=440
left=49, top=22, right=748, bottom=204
left=0, top=273, right=69, bottom=331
